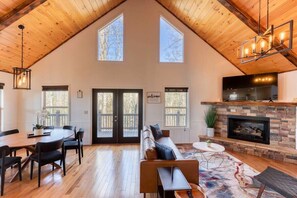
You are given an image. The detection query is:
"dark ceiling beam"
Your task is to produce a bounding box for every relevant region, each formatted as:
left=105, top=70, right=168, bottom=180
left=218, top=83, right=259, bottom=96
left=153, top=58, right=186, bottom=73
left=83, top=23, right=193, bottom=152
left=0, top=0, right=47, bottom=31
left=218, top=0, right=297, bottom=67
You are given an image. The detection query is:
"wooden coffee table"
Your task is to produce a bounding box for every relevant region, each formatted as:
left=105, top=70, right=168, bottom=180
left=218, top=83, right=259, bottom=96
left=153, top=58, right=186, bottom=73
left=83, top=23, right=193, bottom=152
left=192, top=142, right=225, bottom=169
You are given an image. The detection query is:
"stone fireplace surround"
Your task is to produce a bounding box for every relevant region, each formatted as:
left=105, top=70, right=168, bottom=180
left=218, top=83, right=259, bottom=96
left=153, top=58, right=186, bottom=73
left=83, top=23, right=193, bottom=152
left=200, top=101, right=297, bottom=164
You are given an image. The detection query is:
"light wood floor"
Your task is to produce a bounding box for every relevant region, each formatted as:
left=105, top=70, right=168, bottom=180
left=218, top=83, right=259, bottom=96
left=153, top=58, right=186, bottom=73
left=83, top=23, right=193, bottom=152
left=2, top=144, right=297, bottom=197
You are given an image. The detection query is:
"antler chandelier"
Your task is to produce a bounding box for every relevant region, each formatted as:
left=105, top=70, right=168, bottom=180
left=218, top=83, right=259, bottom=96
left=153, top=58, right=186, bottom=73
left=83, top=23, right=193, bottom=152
left=237, top=0, right=293, bottom=63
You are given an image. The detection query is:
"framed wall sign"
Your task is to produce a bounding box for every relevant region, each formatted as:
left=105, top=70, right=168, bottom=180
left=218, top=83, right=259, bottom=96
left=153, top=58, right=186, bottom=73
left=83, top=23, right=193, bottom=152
left=147, top=92, right=161, bottom=104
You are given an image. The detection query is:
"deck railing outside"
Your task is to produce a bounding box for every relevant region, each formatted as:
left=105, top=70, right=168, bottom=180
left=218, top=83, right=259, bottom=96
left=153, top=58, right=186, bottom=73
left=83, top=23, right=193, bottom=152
left=165, top=107, right=187, bottom=127
left=97, top=113, right=139, bottom=132
left=45, top=110, right=69, bottom=127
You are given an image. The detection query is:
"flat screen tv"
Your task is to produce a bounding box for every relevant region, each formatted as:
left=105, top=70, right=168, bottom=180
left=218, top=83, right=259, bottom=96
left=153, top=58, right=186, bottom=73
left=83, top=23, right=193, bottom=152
left=223, top=73, right=278, bottom=101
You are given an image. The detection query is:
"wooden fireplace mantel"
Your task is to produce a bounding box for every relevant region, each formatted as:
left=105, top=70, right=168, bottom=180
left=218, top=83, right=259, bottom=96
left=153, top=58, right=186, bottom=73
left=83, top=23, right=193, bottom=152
left=201, top=101, right=297, bottom=107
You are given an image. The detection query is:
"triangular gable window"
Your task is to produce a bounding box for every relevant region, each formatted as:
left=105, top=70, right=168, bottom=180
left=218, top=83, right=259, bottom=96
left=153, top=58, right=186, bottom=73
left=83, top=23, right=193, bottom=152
left=98, top=14, right=124, bottom=61
left=160, top=16, right=184, bottom=63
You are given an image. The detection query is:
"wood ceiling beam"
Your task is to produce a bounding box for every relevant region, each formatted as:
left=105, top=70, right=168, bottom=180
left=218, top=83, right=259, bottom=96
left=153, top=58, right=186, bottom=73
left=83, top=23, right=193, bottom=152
left=0, top=0, right=47, bottom=31
left=218, top=0, right=297, bottom=68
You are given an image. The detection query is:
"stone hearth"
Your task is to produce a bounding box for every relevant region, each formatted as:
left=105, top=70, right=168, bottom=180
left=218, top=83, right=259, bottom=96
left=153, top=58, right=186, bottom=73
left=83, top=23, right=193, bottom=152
left=201, top=101, right=297, bottom=164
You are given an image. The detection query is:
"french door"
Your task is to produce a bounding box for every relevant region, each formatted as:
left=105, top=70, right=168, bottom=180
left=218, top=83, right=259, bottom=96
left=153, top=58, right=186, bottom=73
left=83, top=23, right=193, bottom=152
left=92, top=89, right=143, bottom=144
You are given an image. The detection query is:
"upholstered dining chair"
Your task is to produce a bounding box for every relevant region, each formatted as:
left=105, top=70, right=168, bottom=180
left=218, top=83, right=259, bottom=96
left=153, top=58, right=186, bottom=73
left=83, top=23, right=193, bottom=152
left=0, top=129, right=28, bottom=156
left=0, top=145, right=22, bottom=196
left=63, top=125, right=77, bottom=142
left=64, top=128, right=84, bottom=165
left=29, top=139, right=66, bottom=187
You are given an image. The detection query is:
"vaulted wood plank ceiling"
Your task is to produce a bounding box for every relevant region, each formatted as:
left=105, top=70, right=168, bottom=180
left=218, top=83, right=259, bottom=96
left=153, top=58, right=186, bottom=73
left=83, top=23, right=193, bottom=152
left=0, top=0, right=296, bottom=74
left=157, top=0, right=297, bottom=74
left=0, top=0, right=125, bottom=73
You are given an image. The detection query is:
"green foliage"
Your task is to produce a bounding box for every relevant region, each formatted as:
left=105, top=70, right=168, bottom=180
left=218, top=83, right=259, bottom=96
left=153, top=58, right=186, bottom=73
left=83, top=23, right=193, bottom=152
left=33, top=124, right=44, bottom=129
left=204, top=107, right=217, bottom=128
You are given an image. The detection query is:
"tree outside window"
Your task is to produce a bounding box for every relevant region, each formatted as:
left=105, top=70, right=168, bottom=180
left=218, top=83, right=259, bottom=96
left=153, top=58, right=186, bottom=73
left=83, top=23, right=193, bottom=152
left=98, top=14, right=124, bottom=61
left=164, top=87, right=188, bottom=127
left=160, top=16, right=184, bottom=63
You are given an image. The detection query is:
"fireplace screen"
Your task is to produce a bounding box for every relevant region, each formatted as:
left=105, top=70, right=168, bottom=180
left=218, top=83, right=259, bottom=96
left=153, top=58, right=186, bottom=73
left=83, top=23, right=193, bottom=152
left=228, top=115, right=270, bottom=144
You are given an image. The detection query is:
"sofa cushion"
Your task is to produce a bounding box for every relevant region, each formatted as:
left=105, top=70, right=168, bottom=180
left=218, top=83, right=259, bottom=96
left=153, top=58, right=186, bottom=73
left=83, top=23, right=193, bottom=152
left=150, top=124, right=163, bottom=140
left=157, top=137, right=183, bottom=159
left=155, top=141, right=176, bottom=160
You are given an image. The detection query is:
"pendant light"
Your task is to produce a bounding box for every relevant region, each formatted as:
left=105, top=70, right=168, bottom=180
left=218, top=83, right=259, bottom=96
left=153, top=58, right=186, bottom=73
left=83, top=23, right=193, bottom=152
left=237, top=0, right=293, bottom=63
left=13, top=24, right=31, bottom=90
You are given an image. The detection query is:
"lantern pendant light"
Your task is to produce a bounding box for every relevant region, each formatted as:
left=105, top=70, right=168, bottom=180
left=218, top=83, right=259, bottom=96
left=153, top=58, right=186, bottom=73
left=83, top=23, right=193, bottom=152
left=13, top=24, right=31, bottom=90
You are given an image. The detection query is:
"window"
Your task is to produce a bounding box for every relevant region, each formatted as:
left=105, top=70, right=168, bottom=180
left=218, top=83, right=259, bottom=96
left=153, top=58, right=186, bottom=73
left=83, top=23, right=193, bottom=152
left=0, top=83, right=3, bottom=131
left=160, top=16, right=184, bottom=63
left=98, top=14, right=124, bottom=61
left=164, top=87, right=188, bottom=127
left=42, top=86, right=69, bottom=127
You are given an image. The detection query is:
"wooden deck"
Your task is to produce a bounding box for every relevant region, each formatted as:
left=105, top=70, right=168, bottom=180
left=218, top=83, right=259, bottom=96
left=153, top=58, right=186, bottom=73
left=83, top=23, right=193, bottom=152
left=2, top=144, right=297, bottom=197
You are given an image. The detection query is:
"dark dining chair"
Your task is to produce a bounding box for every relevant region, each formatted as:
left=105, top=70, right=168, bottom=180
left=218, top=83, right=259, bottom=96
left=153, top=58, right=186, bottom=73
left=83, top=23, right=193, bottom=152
left=30, top=139, right=66, bottom=187
left=44, top=126, right=54, bottom=130
left=0, top=145, right=22, bottom=196
left=63, top=126, right=77, bottom=142
left=64, top=128, right=84, bottom=165
left=0, top=129, right=28, bottom=156
left=62, top=125, right=74, bottom=130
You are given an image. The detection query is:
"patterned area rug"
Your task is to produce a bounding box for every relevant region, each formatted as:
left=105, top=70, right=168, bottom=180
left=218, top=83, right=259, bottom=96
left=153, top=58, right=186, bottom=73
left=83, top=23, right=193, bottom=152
left=178, top=146, right=284, bottom=198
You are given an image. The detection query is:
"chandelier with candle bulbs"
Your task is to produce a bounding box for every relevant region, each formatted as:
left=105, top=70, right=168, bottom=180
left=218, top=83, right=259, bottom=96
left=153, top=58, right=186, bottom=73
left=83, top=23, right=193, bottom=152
left=237, top=0, right=293, bottom=64
left=13, top=24, right=31, bottom=90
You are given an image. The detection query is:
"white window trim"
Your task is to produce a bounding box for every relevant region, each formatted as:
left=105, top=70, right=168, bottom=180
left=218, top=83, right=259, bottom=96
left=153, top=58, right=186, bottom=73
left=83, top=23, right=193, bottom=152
left=42, top=88, right=70, bottom=127
left=97, top=13, right=124, bottom=62
left=159, top=15, right=185, bottom=64
left=164, top=88, right=189, bottom=128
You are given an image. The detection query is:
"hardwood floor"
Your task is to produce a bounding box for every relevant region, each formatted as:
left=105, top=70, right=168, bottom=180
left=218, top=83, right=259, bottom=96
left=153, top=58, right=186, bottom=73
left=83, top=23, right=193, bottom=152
left=2, top=144, right=297, bottom=197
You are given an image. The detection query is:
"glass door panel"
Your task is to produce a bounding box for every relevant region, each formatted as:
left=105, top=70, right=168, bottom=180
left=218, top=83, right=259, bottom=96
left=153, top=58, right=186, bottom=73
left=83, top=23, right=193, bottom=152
left=123, top=93, right=139, bottom=138
left=97, top=92, right=113, bottom=138
left=92, top=89, right=142, bottom=144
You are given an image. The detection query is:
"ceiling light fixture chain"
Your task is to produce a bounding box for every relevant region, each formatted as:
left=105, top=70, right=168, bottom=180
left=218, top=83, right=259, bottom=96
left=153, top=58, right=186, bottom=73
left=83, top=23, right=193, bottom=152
left=19, top=24, right=25, bottom=69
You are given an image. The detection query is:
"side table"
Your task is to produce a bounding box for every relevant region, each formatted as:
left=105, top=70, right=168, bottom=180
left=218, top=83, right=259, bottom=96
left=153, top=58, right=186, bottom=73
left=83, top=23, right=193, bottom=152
left=157, top=167, right=192, bottom=198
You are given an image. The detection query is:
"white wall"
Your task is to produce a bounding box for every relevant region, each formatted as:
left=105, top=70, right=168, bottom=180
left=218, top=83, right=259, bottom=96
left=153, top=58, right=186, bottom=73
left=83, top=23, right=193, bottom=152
left=17, top=0, right=241, bottom=144
left=0, top=72, right=18, bottom=131
left=279, top=70, right=297, bottom=101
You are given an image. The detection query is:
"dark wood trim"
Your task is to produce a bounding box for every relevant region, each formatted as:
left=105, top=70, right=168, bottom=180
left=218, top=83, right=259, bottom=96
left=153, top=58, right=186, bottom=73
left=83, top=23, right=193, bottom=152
left=42, top=85, right=68, bottom=91
left=92, top=89, right=143, bottom=144
left=201, top=101, right=297, bottom=107
left=155, top=0, right=246, bottom=75
left=27, top=0, right=127, bottom=72
left=218, top=0, right=297, bottom=68
left=0, top=0, right=47, bottom=31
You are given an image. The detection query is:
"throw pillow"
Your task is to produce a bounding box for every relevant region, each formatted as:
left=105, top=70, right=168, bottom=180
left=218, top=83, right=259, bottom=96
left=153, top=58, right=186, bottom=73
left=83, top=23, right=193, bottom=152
left=150, top=124, right=163, bottom=140
left=155, top=141, right=176, bottom=160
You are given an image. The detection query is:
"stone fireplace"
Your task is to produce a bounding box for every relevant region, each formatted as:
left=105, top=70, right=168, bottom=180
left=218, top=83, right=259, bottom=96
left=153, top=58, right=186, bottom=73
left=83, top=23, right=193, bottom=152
left=227, top=115, right=270, bottom=144
left=200, top=101, right=297, bottom=164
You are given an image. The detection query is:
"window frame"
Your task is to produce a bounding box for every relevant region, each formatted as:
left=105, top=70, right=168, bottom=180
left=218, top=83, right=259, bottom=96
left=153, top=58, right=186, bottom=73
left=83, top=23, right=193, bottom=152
left=164, top=87, right=189, bottom=128
left=42, top=85, right=70, bottom=128
left=97, top=13, right=124, bottom=62
left=159, top=16, right=185, bottom=63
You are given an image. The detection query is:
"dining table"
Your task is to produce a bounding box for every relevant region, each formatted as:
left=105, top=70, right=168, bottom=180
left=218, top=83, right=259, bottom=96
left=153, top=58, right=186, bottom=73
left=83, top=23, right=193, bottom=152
left=0, top=129, right=74, bottom=182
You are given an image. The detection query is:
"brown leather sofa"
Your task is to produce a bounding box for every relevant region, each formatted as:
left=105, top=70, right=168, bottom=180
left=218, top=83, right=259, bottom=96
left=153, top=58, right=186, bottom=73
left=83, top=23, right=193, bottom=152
left=139, top=126, right=199, bottom=196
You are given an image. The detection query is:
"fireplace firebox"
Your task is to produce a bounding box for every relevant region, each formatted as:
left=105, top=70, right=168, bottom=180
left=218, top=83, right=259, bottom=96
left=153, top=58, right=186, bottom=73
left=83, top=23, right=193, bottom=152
left=227, top=115, right=270, bottom=144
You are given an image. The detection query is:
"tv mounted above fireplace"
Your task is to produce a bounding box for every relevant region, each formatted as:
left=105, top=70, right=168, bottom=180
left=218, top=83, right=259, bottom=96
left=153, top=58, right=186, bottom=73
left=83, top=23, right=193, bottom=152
left=222, top=73, right=278, bottom=101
